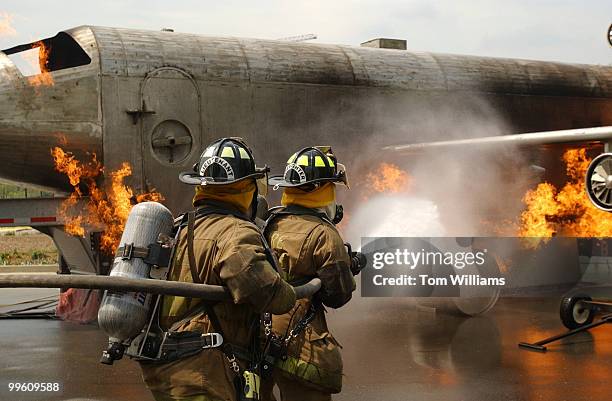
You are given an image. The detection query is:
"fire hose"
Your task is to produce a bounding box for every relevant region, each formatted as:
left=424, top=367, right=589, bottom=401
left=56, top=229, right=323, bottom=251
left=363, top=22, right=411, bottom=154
left=0, top=274, right=322, bottom=301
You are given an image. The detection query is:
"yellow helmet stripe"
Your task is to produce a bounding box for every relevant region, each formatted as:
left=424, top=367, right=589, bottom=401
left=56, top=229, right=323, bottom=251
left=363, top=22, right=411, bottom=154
left=297, top=155, right=309, bottom=166
left=238, top=147, right=250, bottom=159
left=287, top=152, right=298, bottom=163
left=220, top=146, right=236, bottom=158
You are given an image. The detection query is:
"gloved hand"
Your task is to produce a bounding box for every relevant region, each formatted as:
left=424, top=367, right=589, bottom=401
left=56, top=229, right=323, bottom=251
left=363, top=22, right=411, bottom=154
left=350, top=251, right=367, bottom=276
left=344, top=243, right=367, bottom=276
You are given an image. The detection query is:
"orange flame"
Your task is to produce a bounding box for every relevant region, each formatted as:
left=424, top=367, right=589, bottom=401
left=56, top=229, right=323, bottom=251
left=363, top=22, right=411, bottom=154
left=0, top=12, right=16, bottom=37
left=27, top=41, right=54, bottom=87
left=366, top=162, right=412, bottom=194
left=518, top=148, right=612, bottom=245
left=52, top=147, right=164, bottom=254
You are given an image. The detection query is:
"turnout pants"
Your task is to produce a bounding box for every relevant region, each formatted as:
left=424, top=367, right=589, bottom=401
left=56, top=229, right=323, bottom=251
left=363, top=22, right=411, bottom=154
left=261, top=372, right=332, bottom=401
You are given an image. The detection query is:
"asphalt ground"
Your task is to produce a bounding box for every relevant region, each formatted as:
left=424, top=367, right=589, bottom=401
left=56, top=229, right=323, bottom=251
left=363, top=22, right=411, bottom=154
left=1, top=287, right=611, bottom=401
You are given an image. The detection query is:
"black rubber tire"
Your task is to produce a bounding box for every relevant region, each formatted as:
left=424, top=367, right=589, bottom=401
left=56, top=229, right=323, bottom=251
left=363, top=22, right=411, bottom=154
left=560, top=295, right=594, bottom=330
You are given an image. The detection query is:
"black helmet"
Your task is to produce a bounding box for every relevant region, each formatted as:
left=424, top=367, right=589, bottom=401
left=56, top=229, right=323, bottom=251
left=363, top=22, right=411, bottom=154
left=179, top=138, right=267, bottom=185
left=269, top=146, right=348, bottom=189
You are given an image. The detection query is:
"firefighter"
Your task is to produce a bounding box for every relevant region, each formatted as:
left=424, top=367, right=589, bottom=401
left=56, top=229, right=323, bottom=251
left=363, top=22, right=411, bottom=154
left=260, top=146, right=356, bottom=401
left=140, top=138, right=296, bottom=401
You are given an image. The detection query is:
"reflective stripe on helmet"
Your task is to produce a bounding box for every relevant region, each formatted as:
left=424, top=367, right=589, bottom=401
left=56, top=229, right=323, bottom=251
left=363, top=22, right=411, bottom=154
left=284, top=163, right=307, bottom=183
left=297, top=155, right=309, bottom=166
left=238, top=147, right=250, bottom=159
left=220, top=146, right=235, bottom=158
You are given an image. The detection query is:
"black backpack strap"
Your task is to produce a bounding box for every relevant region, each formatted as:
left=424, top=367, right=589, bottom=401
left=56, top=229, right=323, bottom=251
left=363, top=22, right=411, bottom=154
left=187, top=211, right=200, bottom=284
left=184, top=210, right=226, bottom=336
left=263, top=205, right=334, bottom=236
left=195, top=205, right=251, bottom=222
left=182, top=206, right=258, bottom=371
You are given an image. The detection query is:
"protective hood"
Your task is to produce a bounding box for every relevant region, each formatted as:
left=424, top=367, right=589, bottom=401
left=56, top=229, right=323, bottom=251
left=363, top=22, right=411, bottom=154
left=281, top=182, right=336, bottom=209
left=193, top=179, right=256, bottom=214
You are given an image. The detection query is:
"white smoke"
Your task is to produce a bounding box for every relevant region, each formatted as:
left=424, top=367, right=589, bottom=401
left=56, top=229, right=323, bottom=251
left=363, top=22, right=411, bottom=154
left=345, top=194, right=446, bottom=250
left=317, top=90, right=539, bottom=240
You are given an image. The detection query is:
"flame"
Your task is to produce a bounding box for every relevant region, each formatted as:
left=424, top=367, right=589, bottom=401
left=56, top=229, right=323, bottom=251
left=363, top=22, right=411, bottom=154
left=0, top=12, right=16, bottom=37
left=52, top=147, right=164, bottom=254
left=26, top=41, right=54, bottom=87
left=492, top=254, right=511, bottom=275
left=365, top=162, right=412, bottom=194
left=518, top=148, right=612, bottom=245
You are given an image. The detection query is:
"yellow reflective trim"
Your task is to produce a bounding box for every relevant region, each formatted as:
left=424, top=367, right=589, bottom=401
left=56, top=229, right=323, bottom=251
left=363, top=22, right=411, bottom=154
left=327, top=156, right=335, bottom=167
left=275, top=355, right=342, bottom=393
left=314, top=156, right=325, bottom=167
left=238, top=147, right=250, bottom=159
left=220, top=146, right=235, bottom=158
left=287, top=152, right=298, bottom=163
left=297, top=155, right=309, bottom=166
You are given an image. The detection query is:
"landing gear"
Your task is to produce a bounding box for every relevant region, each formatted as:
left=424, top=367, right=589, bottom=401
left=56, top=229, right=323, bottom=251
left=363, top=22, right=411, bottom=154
left=559, top=295, right=594, bottom=329
left=519, top=294, right=612, bottom=352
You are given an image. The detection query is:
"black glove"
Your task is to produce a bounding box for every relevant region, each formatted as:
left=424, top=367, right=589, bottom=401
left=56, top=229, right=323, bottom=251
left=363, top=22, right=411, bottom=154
left=345, top=243, right=367, bottom=276
left=350, top=251, right=367, bottom=276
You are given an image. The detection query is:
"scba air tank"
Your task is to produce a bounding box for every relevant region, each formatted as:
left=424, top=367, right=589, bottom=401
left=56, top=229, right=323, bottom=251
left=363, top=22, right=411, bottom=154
left=98, top=201, right=174, bottom=364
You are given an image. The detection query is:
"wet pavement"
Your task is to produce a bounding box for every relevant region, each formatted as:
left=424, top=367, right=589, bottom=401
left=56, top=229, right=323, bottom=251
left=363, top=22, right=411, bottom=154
left=1, top=287, right=612, bottom=401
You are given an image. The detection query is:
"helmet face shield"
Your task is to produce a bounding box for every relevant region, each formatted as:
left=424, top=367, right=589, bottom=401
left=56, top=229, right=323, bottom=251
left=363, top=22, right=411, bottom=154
left=336, top=163, right=349, bottom=188
left=256, top=172, right=268, bottom=197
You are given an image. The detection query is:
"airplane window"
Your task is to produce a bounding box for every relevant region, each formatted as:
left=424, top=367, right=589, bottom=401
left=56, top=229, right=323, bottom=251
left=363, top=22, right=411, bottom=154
left=3, top=32, right=91, bottom=76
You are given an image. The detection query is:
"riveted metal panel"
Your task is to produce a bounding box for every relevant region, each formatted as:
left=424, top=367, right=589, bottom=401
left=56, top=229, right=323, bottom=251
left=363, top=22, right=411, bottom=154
left=139, top=67, right=201, bottom=212
left=87, top=26, right=612, bottom=98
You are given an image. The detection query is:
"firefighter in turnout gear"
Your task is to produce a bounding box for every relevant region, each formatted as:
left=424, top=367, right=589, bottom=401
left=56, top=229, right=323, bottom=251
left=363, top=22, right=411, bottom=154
left=260, top=147, right=356, bottom=401
left=140, top=138, right=296, bottom=401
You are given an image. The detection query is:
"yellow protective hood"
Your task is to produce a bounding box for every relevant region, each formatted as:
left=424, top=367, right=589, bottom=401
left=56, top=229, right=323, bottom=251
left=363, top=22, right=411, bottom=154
left=281, top=182, right=336, bottom=209
left=193, top=179, right=256, bottom=214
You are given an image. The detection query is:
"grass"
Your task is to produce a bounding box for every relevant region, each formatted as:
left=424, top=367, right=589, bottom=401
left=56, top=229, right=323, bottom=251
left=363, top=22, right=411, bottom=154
left=0, top=183, right=53, bottom=199
left=0, top=232, right=58, bottom=265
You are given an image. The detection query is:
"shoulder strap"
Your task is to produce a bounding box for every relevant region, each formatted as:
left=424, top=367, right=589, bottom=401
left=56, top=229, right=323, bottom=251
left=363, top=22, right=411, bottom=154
left=263, top=205, right=334, bottom=236
left=195, top=205, right=251, bottom=222
left=183, top=206, right=263, bottom=365
left=187, top=211, right=200, bottom=284
left=183, top=210, right=238, bottom=362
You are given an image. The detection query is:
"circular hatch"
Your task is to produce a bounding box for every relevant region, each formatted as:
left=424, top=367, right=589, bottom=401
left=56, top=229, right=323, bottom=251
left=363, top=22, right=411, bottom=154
left=150, top=119, right=193, bottom=165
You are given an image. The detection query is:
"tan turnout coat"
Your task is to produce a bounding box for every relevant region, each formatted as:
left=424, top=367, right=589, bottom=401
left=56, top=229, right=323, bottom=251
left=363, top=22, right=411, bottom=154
left=140, top=203, right=295, bottom=401
left=264, top=213, right=355, bottom=393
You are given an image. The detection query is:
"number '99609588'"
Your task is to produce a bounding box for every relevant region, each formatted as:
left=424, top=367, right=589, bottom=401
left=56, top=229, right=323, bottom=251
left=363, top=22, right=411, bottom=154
left=8, top=382, right=60, bottom=392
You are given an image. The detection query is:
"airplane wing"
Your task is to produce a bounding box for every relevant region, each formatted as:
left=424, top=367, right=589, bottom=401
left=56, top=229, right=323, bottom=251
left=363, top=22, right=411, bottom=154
left=383, top=126, right=612, bottom=152
left=383, top=125, right=612, bottom=211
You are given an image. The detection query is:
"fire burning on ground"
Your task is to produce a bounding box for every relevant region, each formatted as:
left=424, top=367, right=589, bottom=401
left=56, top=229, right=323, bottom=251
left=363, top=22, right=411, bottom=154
left=518, top=148, right=612, bottom=241
left=51, top=147, right=163, bottom=254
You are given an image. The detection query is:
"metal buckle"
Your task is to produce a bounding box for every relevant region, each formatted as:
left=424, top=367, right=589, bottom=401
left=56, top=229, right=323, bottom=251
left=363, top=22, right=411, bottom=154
left=121, top=243, right=134, bottom=260
left=202, top=332, right=223, bottom=349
